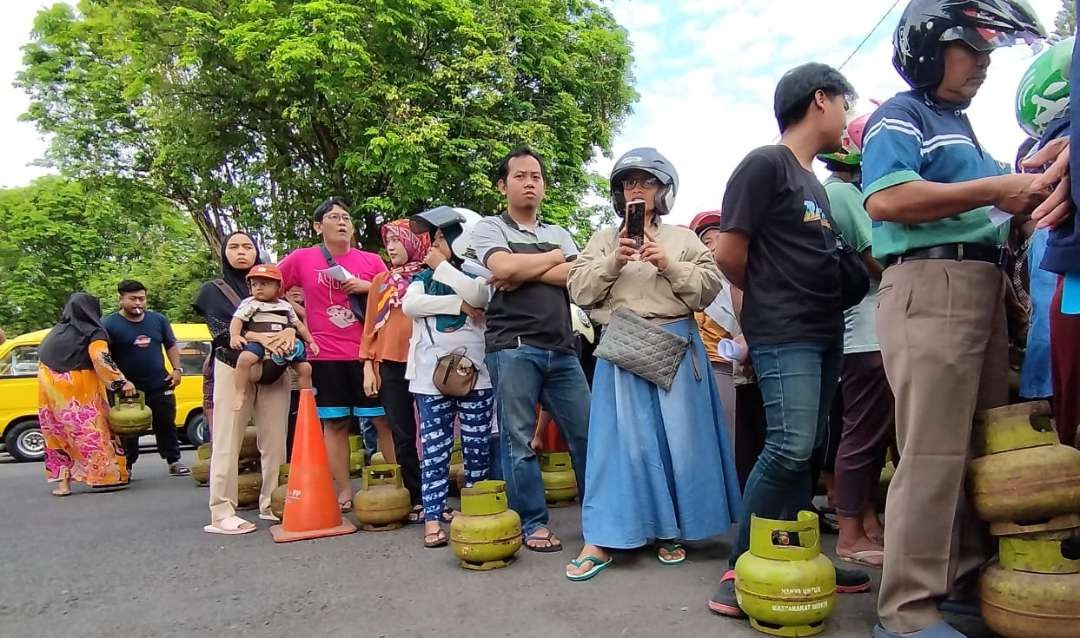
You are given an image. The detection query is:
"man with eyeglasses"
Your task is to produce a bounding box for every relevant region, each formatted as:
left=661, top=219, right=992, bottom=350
left=707, top=62, right=871, bottom=620
left=279, top=197, right=392, bottom=511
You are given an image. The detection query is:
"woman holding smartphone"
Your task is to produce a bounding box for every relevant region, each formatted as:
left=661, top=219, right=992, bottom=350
left=565, top=148, right=742, bottom=581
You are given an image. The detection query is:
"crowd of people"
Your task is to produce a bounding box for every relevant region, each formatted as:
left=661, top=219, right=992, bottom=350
left=30, top=1, right=1080, bottom=636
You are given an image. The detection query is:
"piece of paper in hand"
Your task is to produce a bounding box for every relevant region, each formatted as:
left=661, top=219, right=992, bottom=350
left=318, top=265, right=354, bottom=283
left=988, top=207, right=1013, bottom=228
left=717, top=339, right=748, bottom=363
left=1063, top=272, right=1080, bottom=315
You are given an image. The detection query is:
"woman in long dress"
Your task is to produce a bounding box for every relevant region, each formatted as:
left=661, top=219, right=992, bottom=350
left=38, top=293, right=136, bottom=496
left=565, top=148, right=742, bottom=580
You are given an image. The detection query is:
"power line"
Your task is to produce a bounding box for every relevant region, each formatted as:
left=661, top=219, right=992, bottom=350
left=838, top=0, right=904, bottom=70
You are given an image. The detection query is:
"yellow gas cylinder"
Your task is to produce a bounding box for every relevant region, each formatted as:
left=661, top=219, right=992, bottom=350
left=353, top=464, right=412, bottom=531
left=541, top=452, right=578, bottom=507
left=191, top=443, right=212, bottom=486
left=108, top=392, right=153, bottom=436
left=239, top=426, right=260, bottom=463
left=980, top=546, right=1080, bottom=634
left=735, top=511, right=837, bottom=637
left=236, top=470, right=262, bottom=510
left=269, top=464, right=290, bottom=520
left=449, top=438, right=464, bottom=494
left=972, top=401, right=1056, bottom=457
left=348, top=435, right=364, bottom=477
left=450, top=480, right=522, bottom=570
left=968, top=444, right=1080, bottom=530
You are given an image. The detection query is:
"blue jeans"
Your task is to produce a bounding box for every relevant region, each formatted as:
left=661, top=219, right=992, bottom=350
left=730, top=340, right=843, bottom=567
left=486, top=344, right=590, bottom=535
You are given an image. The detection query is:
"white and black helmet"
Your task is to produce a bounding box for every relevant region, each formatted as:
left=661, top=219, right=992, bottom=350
left=609, top=147, right=679, bottom=216
left=410, top=206, right=483, bottom=260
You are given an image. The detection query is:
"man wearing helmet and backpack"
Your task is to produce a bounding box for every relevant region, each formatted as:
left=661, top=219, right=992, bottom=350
left=861, top=2, right=1051, bottom=636
left=566, top=147, right=740, bottom=581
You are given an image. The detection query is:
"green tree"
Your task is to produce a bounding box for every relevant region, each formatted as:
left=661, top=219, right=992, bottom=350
left=0, top=176, right=215, bottom=334
left=1055, top=0, right=1076, bottom=38
left=17, top=0, right=636, bottom=253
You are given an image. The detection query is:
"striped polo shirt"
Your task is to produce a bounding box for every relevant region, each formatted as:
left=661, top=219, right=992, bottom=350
left=861, top=90, right=1011, bottom=262
left=471, top=212, right=580, bottom=353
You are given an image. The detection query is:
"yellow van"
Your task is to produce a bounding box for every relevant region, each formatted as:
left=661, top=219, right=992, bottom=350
left=0, top=323, right=212, bottom=462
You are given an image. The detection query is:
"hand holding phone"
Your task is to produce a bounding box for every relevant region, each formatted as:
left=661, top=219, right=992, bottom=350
left=626, top=200, right=646, bottom=248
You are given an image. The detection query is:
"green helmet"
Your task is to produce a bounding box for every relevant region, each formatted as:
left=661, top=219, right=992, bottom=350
left=1016, top=36, right=1073, bottom=139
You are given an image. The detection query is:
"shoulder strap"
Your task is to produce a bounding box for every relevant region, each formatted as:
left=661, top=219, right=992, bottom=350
left=212, top=279, right=243, bottom=308
left=318, top=244, right=338, bottom=268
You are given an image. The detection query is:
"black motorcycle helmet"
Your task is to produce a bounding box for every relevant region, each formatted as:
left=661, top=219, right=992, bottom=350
left=609, top=147, right=679, bottom=216
left=893, top=0, right=1044, bottom=89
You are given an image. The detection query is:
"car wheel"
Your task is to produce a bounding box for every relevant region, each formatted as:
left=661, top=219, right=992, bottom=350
left=4, top=420, right=46, bottom=462
left=186, top=413, right=210, bottom=447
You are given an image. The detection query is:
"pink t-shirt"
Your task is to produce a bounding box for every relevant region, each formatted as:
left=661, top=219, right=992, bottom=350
left=279, top=245, right=388, bottom=361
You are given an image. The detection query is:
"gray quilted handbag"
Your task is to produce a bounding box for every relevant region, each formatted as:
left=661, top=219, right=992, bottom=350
left=594, top=307, right=692, bottom=391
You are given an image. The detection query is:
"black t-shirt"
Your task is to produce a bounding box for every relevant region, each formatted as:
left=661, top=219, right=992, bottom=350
left=102, top=311, right=177, bottom=394
left=719, top=145, right=843, bottom=345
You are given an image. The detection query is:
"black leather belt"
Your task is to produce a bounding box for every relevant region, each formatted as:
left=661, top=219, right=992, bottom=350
left=893, top=243, right=1006, bottom=267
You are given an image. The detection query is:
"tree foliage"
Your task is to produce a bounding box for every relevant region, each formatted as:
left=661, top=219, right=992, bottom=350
left=1055, top=0, right=1076, bottom=39
left=0, top=176, right=216, bottom=334
left=18, top=0, right=637, bottom=253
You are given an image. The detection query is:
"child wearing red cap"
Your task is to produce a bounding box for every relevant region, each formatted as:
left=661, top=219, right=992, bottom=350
left=229, top=263, right=319, bottom=410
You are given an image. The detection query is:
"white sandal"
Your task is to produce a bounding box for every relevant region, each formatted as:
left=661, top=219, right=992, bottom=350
left=203, top=515, right=256, bottom=535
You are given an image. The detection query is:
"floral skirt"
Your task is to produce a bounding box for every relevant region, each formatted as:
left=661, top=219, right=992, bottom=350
left=38, top=365, right=128, bottom=486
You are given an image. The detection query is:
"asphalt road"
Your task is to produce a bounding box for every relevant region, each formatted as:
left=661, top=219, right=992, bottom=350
left=0, top=448, right=995, bottom=638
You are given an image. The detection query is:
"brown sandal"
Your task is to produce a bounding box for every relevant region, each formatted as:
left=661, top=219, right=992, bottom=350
left=424, top=528, right=448, bottom=548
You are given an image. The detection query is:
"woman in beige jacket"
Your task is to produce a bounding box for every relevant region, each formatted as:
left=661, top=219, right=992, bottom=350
left=564, top=148, right=742, bottom=581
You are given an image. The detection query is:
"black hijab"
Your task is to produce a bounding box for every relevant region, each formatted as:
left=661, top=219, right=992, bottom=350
left=192, top=231, right=262, bottom=326
left=39, top=293, right=109, bottom=373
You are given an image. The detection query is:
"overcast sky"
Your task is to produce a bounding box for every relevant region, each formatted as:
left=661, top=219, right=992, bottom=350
left=0, top=0, right=1068, bottom=223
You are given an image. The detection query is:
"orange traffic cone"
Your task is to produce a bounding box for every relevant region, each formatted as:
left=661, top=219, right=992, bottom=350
left=270, top=388, right=356, bottom=542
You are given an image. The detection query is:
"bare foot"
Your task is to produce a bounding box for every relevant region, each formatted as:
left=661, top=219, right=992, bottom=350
left=836, top=534, right=884, bottom=567
left=863, top=511, right=885, bottom=545
left=523, top=527, right=563, bottom=552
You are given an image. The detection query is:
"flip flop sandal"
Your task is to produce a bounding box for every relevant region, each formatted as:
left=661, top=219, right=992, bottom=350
left=203, top=515, right=256, bottom=535
left=259, top=512, right=280, bottom=522
left=424, top=529, right=449, bottom=548
left=523, top=529, right=563, bottom=553
left=339, top=500, right=354, bottom=513
left=838, top=549, right=884, bottom=569
left=566, top=555, right=613, bottom=582
left=440, top=509, right=456, bottom=524
left=51, top=487, right=72, bottom=497
left=657, top=542, right=687, bottom=565
left=407, top=505, right=425, bottom=525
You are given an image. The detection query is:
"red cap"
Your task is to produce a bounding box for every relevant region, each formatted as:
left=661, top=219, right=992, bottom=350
left=246, top=264, right=283, bottom=282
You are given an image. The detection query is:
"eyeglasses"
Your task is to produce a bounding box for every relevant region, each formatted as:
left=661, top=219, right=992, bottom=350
left=621, top=176, right=660, bottom=190
left=322, top=213, right=352, bottom=223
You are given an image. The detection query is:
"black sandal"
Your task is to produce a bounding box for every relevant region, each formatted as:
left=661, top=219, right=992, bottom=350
left=406, top=505, right=424, bottom=525
left=440, top=509, right=456, bottom=524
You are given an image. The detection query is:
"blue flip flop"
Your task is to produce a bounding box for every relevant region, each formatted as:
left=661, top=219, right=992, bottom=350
left=566, top=555, right=613, bottom=582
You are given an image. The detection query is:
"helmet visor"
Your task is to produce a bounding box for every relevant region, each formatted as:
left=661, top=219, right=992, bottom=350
left=941, top=24, right=1041, bottom=51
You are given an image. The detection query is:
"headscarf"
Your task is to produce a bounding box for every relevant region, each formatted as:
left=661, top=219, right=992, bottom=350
left=192, top=231, right=263, bottom=364
left=372, top=220, right=429, bottom=332
left=39, top=293, right=109, bottom=373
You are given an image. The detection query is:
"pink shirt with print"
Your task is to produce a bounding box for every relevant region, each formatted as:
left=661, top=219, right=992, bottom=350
left=279, top=245, right=388, bottom=361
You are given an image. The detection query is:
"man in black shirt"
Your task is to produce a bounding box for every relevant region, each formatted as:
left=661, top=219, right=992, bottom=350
left=707, top=63, right=870, bottom=618
left=103, top=280, right=189, bottom=477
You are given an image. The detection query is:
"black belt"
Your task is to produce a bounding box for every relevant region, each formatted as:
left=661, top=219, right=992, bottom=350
left=892, top=243, right=1006, bottom=267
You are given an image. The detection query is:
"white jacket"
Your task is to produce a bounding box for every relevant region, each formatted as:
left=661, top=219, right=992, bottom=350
left=400, top=262, right=492, bottom=396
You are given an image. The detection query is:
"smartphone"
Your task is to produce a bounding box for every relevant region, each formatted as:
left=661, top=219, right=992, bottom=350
left=626, top=200, right=646, bottom=247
